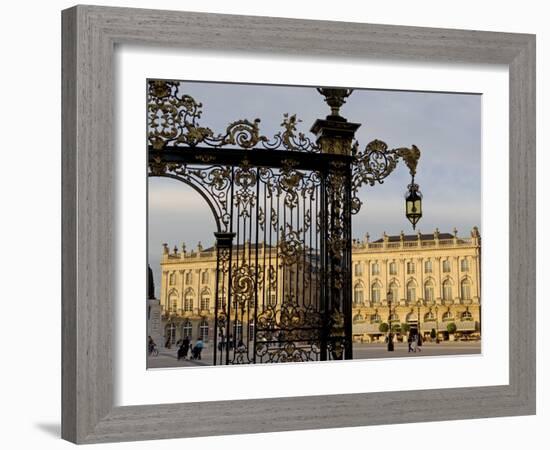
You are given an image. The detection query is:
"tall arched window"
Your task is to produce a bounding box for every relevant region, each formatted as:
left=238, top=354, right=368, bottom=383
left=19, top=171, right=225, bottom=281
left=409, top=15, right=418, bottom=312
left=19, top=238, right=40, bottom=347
left=185, top=271, right=193, bottom=285
left=200, top=289, right=210, bottom=311
left=184, top=289, right=194, bottom=312
left=406, top=280, right=416, bottom=302
left=425, top=259, right=433, bottom=273
left=166, top=323, right=177, bottom=345
left=169, top=272, right=176, bottom=285
left=424, top=279, right=434, bottom=302
left=442, top=260, right=451, bottom=273
left=168, top=290, right=178, bottom=313
left=389, top=281, right=399, bottom=302
left=354, top=282, right=364, bottom=305
left=182, top=320, right=192, bottom=338
left=443, top=279, right=453, bottom=301
left=201, top=270, right=209, bottom=284
left=371, top=262, right=380, bottom=276
left=354, top=263, right=363, bottom=276
left=371, top=281, right=381, bottom=303
left=460, top=279, right=471, bottom=300
left=461, top=258, right=469, bottom=272
left=199, top=319, right=209, bottom=342
left=389, top=261, right=397, bottom=275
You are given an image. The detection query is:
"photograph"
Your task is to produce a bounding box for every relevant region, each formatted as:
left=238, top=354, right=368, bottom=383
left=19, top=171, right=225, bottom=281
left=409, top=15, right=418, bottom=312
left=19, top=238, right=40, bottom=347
left=146, top=79, right=482, bottom=368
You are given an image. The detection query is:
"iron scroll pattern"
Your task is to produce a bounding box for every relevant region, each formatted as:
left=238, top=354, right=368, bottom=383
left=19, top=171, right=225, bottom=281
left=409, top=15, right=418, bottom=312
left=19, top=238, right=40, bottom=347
left=220, top=163, right=326, bottom=364
left=148, top=80, right=319, bottom=153
left=351, top=139, right=421, bottom=214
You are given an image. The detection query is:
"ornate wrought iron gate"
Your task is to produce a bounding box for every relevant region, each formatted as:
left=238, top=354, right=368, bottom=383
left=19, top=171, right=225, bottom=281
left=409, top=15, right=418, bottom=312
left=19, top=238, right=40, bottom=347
left=148, top=80, right=421, bottom=365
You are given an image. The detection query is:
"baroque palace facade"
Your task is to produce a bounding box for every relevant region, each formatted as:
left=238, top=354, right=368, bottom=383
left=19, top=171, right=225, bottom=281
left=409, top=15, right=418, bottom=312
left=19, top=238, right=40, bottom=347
left=157, top=228, right=481, bottom=346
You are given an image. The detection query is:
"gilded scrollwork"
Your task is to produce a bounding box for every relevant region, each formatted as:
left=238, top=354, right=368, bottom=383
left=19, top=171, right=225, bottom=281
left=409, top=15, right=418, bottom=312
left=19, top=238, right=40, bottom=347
left=147, top=80, right=320, bottom=152
left=351, top=139, right=421, bottom=215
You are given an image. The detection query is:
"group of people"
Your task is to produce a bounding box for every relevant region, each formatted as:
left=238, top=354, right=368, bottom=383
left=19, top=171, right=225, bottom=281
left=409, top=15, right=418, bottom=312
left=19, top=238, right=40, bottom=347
left=147, top=336, right=204, bottom=360
left=176, top=336, right=204, bottom=361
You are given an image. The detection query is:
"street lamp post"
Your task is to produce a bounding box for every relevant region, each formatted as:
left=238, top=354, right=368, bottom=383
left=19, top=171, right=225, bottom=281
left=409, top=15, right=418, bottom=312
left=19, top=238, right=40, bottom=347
left=417, top=300, right=422, bottom=342
left=435, top=305, right=440, bottom=343
left=387, top=291, right=394, bottom=352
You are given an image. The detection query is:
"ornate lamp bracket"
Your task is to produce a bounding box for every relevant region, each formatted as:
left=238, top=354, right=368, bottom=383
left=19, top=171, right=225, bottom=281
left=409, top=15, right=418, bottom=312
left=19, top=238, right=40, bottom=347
left=351, top=140, right=421, bottom=215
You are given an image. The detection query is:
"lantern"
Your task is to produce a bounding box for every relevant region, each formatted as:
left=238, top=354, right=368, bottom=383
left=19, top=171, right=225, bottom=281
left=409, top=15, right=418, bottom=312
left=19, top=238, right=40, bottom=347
left=405, top=182, right=422, bottom=229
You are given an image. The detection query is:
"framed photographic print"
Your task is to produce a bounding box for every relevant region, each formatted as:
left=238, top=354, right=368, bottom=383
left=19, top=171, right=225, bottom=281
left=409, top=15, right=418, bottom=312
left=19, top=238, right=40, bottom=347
left=62, top=5, right=535, bottom=444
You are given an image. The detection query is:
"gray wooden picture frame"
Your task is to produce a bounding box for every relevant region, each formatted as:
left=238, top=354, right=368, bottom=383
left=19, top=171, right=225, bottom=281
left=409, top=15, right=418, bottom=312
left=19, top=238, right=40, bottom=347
left=61, top=5, right=536, bottom=444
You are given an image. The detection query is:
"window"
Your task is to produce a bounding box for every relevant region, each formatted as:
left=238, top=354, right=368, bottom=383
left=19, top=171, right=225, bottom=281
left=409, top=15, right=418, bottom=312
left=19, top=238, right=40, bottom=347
left=407, top=262, right=415, bottom=274
left=442, top=310, right=453, bottom=321
left=424, top=280, right=434, bottom=302
left=406, top=280, right=416, bottom=302
left=201, top=271, right=209, bottom=284
left=200, top=290, right=210, bottom=311
left=370, top=313, right=381, bottom=323
left=353, top=313, right=364, bottom=324
left=371, top=262, right=380, bottom=276
left=389, top=261, right=397, bottom=275
left=371, top=282, right=381, bottom=303
left=219, top=288, right=227, bottom=309
left=389, top=313, right=400, bottom=323
left=184, top=290, right=194, bottom=311
left=442, top=260, right=451, bottom=273
left=199, top=319, right=209, bottom=342
left=460, top=279, right=471, bottom=300
left=185, top=272, right=193, bottom=285
left=169, top=272, right=176, bottom=285
left=443, top=279, right=453, bottom=301
left=354, top=283, right=364, bottom=305
left=424, top=311, right=435, bottom=321
left=166, top=323, right=177, bottom=346
left=389, top=281, right=399, bottom=302
left=425, top=260, right=432, bottom=273
left=354, top=263, right=363, bottom=276
left=182, top=320, right=192, bottom=339
left=461, top=258, right=469, bottom=272
left=461, top=310, right=473, bottom=320
left=168, top=291, right=178, bottom=312
left=233, top=321, right=243, bottom=341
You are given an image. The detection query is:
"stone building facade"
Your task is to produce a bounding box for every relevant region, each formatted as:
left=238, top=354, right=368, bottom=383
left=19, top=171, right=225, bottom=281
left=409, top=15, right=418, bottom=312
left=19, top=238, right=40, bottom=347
left=351, top=227, right=481, bottom=342
left=156, top=228, right=481, bottom=346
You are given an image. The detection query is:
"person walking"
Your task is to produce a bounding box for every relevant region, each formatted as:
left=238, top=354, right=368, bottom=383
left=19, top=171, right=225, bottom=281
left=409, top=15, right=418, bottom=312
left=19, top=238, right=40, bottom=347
left=178, top=336, right=190, bottom=360
left=193, top=337, right=204, bottom=360
left=407, top=333, right=414, bottom=353
left=182, top=336, right=190, bottom=359
left=414, top=332, right=422, bottom=352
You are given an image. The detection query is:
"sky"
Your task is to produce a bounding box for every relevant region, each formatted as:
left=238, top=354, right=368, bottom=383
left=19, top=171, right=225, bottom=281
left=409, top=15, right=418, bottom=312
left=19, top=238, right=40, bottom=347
left=148, top=81, right=481, bottom=296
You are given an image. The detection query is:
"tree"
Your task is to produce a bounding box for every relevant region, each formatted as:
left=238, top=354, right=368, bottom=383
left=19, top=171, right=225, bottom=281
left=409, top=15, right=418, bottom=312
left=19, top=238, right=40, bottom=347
left=430, top=328, right=437, bottom=339
left=379, top=322, right=389, bottom=333
left=401, top=323, right=410, bottom=333
left=446, top=322, right=457, bottom=334
left=391, top=323, right=401, bottom=333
